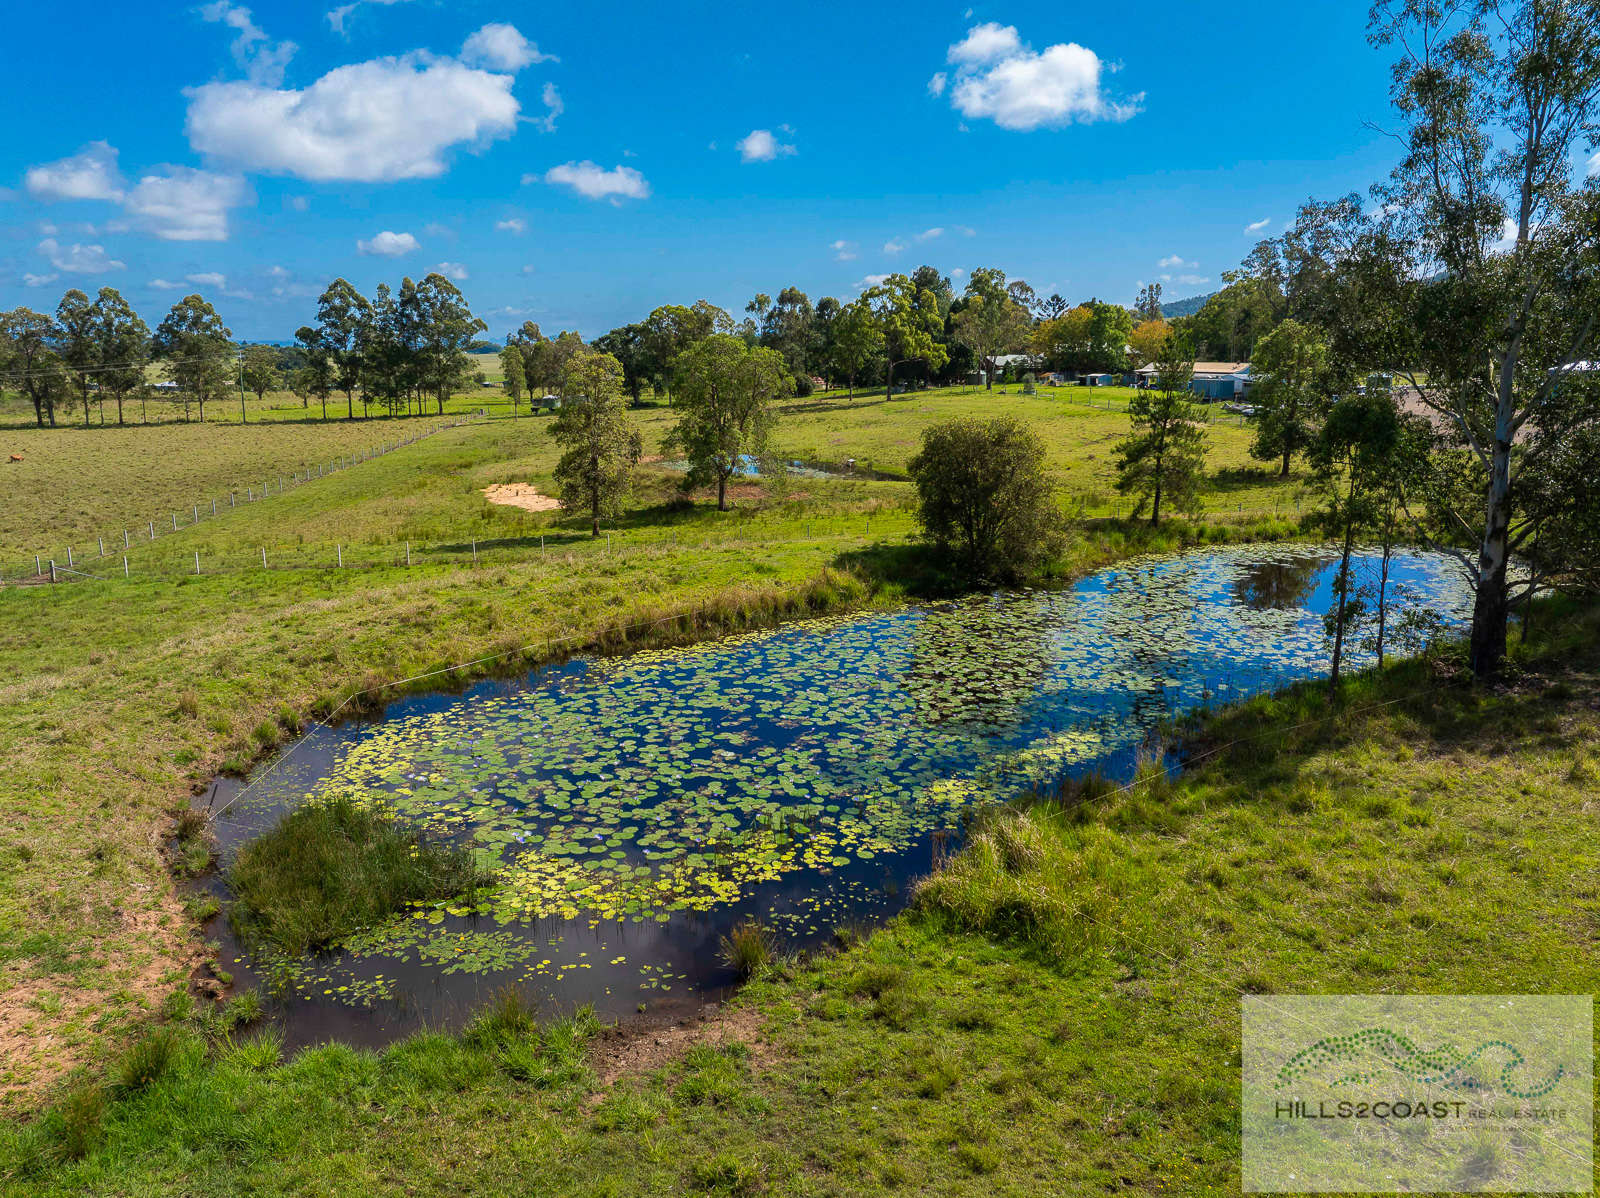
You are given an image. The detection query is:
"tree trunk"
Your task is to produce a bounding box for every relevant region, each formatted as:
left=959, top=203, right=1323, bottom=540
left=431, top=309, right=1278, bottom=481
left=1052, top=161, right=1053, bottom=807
left=347, top=391, right=354, bottom=421
left=1327, top=484, right=1358, bottom=704
left=1281, top=447, right=1291, bottom=478
left=717, top=473, right=728, bottom=512
left=1469, top=434, right=1513, bottom=676
left=33, top=399, right=44, bottom=428
left=885, top=355, right=894, bottom=402
left=116, top=395, right=124, bottom=425
left=1375, top=519, right=1393, bottom=669
left=986, top=361, right=994, bottom=390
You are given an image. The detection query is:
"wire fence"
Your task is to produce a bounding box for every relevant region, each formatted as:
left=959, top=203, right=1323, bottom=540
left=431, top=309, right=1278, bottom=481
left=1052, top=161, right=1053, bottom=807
left=1, top=416, right=477, bottom=583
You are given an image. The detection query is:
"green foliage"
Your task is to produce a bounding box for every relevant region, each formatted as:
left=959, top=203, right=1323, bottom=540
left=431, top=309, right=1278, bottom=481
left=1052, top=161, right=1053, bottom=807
left=550, top=350, right=644, bottom=535
left=115, top=1028, right=184, bottom=1093
left=667, top=334, right=792, bottom=510
left=826, top=300, right=883, bottom=397
left=152, top=295, right=234, bottom=422
left=227, top=796, right=482, bottom=955
left=1115, top=339, right=1208, bottom=524
left=1248, top=318, right=1336, bottom=476
left=862, top=274, right=949, bottom=399
left=906, top=415, right=1064, bottom=579
left=500, top=343, right=526, bottom=407
left=240, top=344, right=281, bottom=403
left=718, top=921, right=776, bottom=977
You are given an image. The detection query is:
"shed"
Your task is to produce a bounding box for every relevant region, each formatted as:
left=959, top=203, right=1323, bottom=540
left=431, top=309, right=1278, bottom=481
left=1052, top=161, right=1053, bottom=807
left=1082, top=373, right=1113, bottom=387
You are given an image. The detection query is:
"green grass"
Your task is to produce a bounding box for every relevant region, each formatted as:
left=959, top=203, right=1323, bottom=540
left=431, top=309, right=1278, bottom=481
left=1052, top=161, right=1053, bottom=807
left=5, top=602, right=1594, bottom=1194
left=227, top=797, right=483, bottom=956
left=0, top=378, right=1298, bottom=1116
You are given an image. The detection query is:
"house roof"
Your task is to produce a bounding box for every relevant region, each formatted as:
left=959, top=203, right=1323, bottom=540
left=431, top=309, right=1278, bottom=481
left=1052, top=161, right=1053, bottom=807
left=1135, top=360, right=1249, bottom=376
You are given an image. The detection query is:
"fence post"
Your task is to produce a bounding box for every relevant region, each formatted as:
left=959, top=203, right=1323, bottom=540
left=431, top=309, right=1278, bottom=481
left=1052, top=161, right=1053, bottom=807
left=194, top=551, right=200, bottom=575
left=193, top=505, right=199, bottom=524
left=211, top=499, right=216, bottom=516
left=261, top=546, right=267, bottom=568
left=124, top=530, right=129, bottom=549
left=540, top=535, right=544, bottom=553
left=35, top=555, right=40, bottom=576
left=406, top=541, right=411, bottom=567
left=172, top=513, right=177, bottom=532
left=471, top=539, right=477, bottom=566
left=67, top=546, right=73, bottom=567
left=123, top=556, right=128, bottom=579
left=49, top=560, right=56, bottom=583
left=149, top=521, right=154, bottom=540
left=230, top=493, right=235, bottom=508
left=337, top=544, right=343, bottom=568
left=99, top=537, right=104, bottom=557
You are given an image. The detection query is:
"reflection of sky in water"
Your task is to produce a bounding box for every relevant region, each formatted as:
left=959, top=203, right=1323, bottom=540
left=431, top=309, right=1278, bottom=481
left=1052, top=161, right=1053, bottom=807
left=203, top=545, right=1471, bottom=1049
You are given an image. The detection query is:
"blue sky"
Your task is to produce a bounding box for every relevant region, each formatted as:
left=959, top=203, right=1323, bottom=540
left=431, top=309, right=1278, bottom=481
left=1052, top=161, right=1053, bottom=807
left=1, top=0, right=1404, bottom=339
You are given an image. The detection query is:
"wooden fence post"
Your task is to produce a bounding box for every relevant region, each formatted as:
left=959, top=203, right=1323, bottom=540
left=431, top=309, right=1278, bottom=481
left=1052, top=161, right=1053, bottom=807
left=123, top=557, right=128, bottom=579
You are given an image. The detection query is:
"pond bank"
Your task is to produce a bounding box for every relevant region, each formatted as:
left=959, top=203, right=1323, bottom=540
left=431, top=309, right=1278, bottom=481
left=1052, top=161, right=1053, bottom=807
left=195, top=534, right=1469, bottom=1053
left=17, top=599, right=1598, bottom=1195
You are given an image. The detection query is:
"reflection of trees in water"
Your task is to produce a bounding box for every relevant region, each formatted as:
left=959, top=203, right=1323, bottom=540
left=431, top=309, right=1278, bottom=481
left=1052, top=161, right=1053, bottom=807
left=900, top=595, right=1056, bottom=729
left=1233, top=555, right=1330, bottom=611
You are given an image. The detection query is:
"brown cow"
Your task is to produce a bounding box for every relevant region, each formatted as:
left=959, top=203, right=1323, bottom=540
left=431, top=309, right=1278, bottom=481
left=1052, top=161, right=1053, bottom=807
left=7, top=455, right=22, bottom=463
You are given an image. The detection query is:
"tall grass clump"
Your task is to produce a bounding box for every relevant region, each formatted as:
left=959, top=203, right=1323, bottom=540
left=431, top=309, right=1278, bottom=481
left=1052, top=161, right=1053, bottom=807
left=228, top=796, right=481, bottom=955
left=913, top=805, right=1131, bottom=960
left=718, top=921, right=776, bottom=978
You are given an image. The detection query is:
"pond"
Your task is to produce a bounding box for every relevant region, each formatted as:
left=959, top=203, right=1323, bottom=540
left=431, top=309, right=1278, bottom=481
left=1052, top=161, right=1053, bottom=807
left=199, top=544, right=1471, bottom=1049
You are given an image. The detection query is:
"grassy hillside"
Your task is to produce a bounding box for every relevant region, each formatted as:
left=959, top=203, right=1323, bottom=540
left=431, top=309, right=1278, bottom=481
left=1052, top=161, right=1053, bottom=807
left=6, top=598, right=1594, bottom=1194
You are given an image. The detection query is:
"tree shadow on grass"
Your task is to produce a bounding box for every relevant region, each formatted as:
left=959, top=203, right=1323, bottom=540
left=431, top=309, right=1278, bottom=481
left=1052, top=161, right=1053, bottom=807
left=832, top=542, right=971, bottom=600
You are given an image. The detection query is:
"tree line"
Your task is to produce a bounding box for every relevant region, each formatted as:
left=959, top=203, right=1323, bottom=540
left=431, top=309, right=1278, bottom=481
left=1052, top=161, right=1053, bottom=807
left=0, top=273, right=488, bottom=427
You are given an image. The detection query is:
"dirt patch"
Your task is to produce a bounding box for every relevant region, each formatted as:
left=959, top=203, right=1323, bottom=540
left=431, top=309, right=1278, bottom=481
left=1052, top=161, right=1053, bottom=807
left=483, top=483, right=561, bottom=512
left=588, top=998, right=775, bottom=1094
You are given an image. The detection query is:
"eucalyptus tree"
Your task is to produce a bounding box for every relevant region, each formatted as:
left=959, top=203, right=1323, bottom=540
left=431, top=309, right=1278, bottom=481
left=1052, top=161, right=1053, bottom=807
left=829, top=299, right=882, bottom=399
left=415, top=272, right=485, bottom=414
left=153, top=295, right=233, bottom=422
left=550, top=350, right=643, bottom=536
left=240, top=344, right=281, bottom=405
left=592, top=323, right=648, bottom=404
left=55, top=289, right=99, bottom=425
left=668, top=333, right=793, bottom=510
left=1365, top=0, right=1600, bottom=675
left=305, top=278, right=371, bottom=419
left=1115, top=333, right=1208, bottom=524
left=951, top=268, right=1030, bottom=388
left=862, top=273, right=948, bottom=400
left=1249, top=318, right=1338, bottom=476
left=92, top=288, right=149, bottom=425
left=500, top=343, right=527, bottom=415
left=1306, top=390, right=1404, bottom=700
left=0, top=309, right=68, bottom=427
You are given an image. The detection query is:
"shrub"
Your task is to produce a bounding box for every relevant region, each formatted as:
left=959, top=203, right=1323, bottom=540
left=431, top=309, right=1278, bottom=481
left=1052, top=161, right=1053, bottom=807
left=228, top=797, right=481, bottom=955
left=220, top=1028, right=282, bottom=1071
left=43, top=1087, right=104, bottom=1162
left=906, top=416, right=1065, bottom=581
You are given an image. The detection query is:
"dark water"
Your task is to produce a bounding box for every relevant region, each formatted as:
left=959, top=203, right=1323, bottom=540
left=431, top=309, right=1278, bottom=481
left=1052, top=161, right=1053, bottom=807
left=198, top=544, right=1471, bottom=1050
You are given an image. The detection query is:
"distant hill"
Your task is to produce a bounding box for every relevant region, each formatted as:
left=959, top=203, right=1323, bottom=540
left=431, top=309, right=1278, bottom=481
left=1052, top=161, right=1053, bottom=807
left=1160, top=292, right=1216, bottom=319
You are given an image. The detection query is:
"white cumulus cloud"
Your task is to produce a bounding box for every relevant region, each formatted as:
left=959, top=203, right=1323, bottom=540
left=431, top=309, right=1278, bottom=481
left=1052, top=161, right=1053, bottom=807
left=199, top=1, right=297, bottom=87
left=326, top=0, right=417, bottom=36
left=123, top=168, right=250, bottom=241
left=39, top=238, right=126, bottom=274
left=185, top=54, right=521, bottom=182
left=537, top=161, right=650, bottom=202
left=1158, top=254, right=1196, bottom=268
left=460, top=22, right=555, bottom=71
left=927, top=72, right=947, bottom=97
left=883, top=238, right=908, bottom=254
left=357, top=230, right=420, bottom=256
left=25, top=142, right=126, bottom=202
left=496, top=218, right=526, bottom=234
left=941, top=22, right=1141, bottom=131
left=736, top=129, right=797, bottom=163
left=856, top=274, right=890, bottom=290
left=830, top=239, right=859, bottom=261
left=1244, top=217, right=1271, bottom=234
left=22, top=273, right=59, bottom=287
left=916, top=227, right=944, bottom=241
left=432, top=261, right=469, bottom=281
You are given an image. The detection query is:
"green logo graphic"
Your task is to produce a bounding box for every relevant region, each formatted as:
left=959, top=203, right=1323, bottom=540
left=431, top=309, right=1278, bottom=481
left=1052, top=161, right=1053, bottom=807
left=1274, top=1026, right=1563, bottom=1100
